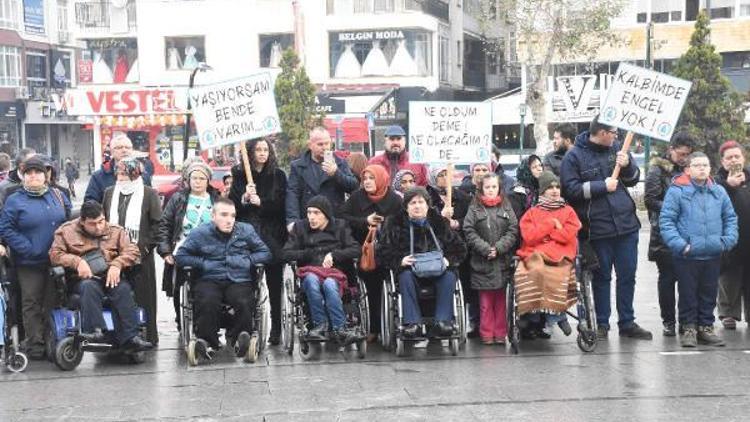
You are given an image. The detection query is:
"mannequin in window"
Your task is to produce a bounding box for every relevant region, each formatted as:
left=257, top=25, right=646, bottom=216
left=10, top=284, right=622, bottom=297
left=183, top=44, right=198, bottom=70
left=389, top=39, right=418, bottom=76
left=361, top=40, right=390, bottom=76
left=92, top=49, right=113, bottom=84
left=113, top=49, right=130, bottom=83
left=167, top=42, right=182, bottom=70
left=334, top=43, right=361, bottom=78
left=268, top=41, right=283, bottom=68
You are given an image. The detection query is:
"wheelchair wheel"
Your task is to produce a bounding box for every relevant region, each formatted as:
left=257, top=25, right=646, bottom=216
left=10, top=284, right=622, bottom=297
left=244, top=336, right=259, bottom=363
left=506, top=281, right=519, bottom=355
left=449, top=338, right=459, bottom=356
left=357, top=278, right=370, bottom=337
left=454, top=280, right=467, bottom=345
left=380, top=280, right=394, bottom=351
left=355, top=338, right=367, bottom=359
left=395, top=337, right=406, bottom=357
left=54, top=337, right=83, bottom=371
left=298, top=337, right=321, bottom=361
left=186, top=339, right=199, bottom=367
left=281, top=277, right=295, bottom=356
left=6, top=352, right=28, bottom=373
left=257, top=278, right=270, bottom=352
left=126, top=351, right=146, bottom=364
left=180, top=282, right=192, bottom=351
left=577, top=271, right=598, bottom=353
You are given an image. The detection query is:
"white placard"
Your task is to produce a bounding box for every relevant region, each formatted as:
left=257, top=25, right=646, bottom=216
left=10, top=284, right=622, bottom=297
left=408, top=101, right=492, bottom=164
left=188, top=72, right=281, bottom=150
left=599, top=63, right=692, bottom=141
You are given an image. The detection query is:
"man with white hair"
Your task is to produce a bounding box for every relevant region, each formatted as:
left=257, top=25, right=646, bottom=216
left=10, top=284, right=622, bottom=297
left=84, top=132, right=152, bottom=202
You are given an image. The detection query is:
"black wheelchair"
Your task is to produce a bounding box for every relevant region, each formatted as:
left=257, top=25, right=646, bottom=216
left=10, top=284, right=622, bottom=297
left=506, top=253, right=598, bottom=354
left=380, top=269, right=468, bottom=357
left=1, top=258, right=27, bottom=373
left=281, top=261, right=368, bottom=361
left=179, top=264, right=269, bottom=366
left=47, top=266, right=148, bottom=371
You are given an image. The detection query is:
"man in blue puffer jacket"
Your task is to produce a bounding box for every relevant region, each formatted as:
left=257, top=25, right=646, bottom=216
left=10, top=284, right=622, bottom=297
left=175, top=197, right=272, bottom=360
left=660, top=152, right=738, bottom=348
left=560, top=116, right=652, bottom=340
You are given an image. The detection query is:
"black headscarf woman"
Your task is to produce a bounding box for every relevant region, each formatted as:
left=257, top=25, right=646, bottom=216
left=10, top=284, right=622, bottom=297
left=509, top=154, right=543, bottom=219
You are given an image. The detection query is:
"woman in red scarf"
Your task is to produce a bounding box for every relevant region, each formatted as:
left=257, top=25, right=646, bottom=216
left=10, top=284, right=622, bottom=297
left=340, top=164, right=401, bottom=342
left=463, top=174, right=518, bottom=345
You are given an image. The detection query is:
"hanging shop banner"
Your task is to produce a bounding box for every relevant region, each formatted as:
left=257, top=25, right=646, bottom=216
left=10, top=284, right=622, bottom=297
left=50, top=87, right=189, bottom=116
left=188, top=72, right=281, bottom=150
left=408, top=101, right=492, bottom=164
left=23, top=0, right=45, bottom=34
left=598, top=63, right=692, bottom=141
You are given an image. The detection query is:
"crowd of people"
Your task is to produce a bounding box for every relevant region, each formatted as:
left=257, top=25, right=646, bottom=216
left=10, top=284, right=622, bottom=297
left=1, top=113, right=747, bottom=367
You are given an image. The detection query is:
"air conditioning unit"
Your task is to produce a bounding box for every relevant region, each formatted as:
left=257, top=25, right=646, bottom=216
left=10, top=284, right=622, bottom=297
left=15, top=86, right=30, bottom=99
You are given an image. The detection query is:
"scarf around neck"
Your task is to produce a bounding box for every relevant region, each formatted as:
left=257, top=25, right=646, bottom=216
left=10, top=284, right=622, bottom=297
left=23, top=183, right=48, bottom=197
left=110, top=177, right=144, bottom=243
left=538, top=196, right=566, bottom=211
left=409, top=217, right=428, bottom=227
left=480, top=195, right=502, bottom=207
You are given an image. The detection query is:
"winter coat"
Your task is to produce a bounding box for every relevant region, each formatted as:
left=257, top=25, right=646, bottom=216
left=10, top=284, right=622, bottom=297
left=285, top=150, right=358, bottom=224
left=377, top=208, right=468, bottom=275
left=0, top=187, right=71, bottom=266
left=64, top=163, right=79, bottom=182
left=543, top=150, right=565, bottom=176
left=157, top=188, right=220, bottom=257
left=368, top=152, right=429, bottom=186
left=560, top=131, right=641, bottom=240
left=175, top=221, right=272, bottom=283
left=462, top=198, right=518, bottom=290
left=0, top=169, right=21, bottom=208
left=281, top=218, right=360, bottom=269
left=517, top=204, right=581, bottom=263
left=84, top=160, right=152, bottom=203
left=660, top=174, right=738, bottom=260
left=426, top=185, right=470, bottom=229
left=102, top=185, right=161, bottom=257
left=715, top=166, right=750, bottom=265
left=50, top=219, right=140, bottom=274
left=339, top=188, right=402, bottom=244
left=645, top=155, right=684, bottom=261
left=228, top=164, right=288, bottom=262
left=508, top=184, right=539, bottom=220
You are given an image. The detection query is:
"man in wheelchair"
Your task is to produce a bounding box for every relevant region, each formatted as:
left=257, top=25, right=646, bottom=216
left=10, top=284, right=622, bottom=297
left=282, top=196, right=361, bottom=344
left=175, top=197, right=271, bottom=359
left=49, top=201, right=152, bottom=352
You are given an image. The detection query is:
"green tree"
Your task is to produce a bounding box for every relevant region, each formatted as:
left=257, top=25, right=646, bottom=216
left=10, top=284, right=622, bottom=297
left=274, top=48, right=323, bottom=167
left=671, top=11, right=747, bottom=163
left=475, top=0, right=625, bottom=154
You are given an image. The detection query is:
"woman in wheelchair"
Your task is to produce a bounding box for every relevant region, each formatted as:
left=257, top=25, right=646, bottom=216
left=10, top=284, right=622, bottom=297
left=282, top=196, right=361, bottom=344
left=515, top=171, right=582, bottom=336
left=174, top=198, right=272, bottom=359
left=378, top=187, right=468, bottom=338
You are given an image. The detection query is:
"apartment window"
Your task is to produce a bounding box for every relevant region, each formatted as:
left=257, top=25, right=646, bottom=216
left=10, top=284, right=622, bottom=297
left=0, top=0, right=19, bottom=29
left=57, top=0, right=68, bottom=33
left=259, top=33, right=293, bottom=68
left=722, top=51, right=750, bottom=69
left=26, top=50, right=47, bottom=94
left=80, top=38, right=138, bottom=84
left=687, top=0, right=735, bottom=20
left=486, top=39, right=504, bottom=75
left=165, top=36, right=205, bottom=71
left=0, top=46, right=21, bottom=87
left=742, top=0, right=750, bottom=16
left=439, top=32, right=450, bottom=82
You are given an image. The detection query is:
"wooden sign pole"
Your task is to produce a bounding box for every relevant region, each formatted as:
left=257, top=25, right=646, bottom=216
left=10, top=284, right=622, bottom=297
left=240, top=141, right=254, bottom=185
left=611, top=131, right=635, bottom=179
left=446, top=164, right=454, bottom=207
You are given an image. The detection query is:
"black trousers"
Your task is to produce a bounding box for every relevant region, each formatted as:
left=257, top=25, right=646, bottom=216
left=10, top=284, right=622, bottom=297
left=194, top=281, right=255, bottom=348
left=361, top=269, right=387, bottom=335
left=265, top=263, right=284, bottom=335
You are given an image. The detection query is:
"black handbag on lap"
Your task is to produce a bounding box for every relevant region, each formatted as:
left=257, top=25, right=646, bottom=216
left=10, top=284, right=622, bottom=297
left=409, top=225, right=446, bottom=278
left=82, top=240, right=108, bottom=276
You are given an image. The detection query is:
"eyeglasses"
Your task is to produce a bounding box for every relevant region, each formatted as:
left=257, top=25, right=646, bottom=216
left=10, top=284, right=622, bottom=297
left=606, top=129, right=618, bottom=135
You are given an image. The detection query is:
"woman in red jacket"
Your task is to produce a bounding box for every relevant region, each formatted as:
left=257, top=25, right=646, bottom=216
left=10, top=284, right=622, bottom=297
left=516, top=171, right=581, bottom=337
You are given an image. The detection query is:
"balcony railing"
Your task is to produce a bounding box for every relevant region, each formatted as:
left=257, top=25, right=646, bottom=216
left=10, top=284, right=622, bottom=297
left=327, top=0, right=449, bottom=21
left=75, top=0, right=136, bottom=30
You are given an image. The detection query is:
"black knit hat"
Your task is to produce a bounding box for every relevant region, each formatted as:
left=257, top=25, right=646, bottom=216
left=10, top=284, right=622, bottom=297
left=402, top=186, right=431, bottom=209
left=306, top=195, right=334, bottom=221
left=538, top=171, right=561, bottom=194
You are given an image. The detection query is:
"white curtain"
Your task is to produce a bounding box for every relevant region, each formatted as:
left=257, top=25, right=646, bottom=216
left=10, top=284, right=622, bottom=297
left=334, top=43, right=361, bottom=78
left=414, top=39, right=429, bottom=76
left=389, top=39, right=418, bottom=76
left=110, top=0, right=129, bottom=34
left=361, top=40, right=389, bottom=76
left=269, top=42, right=283, bottom=68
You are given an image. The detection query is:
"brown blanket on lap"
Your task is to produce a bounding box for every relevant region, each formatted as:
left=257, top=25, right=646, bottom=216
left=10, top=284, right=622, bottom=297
left=514, top=252, right=577, bottom=315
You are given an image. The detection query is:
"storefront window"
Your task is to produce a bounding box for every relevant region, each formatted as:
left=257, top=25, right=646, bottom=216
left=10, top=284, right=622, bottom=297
left=0, top=46, right=21, bottom=87
left=50, top=50, right=71, bottom=88
left=329, top=29, right=432, bottom=78
left=259, top=33, right=293, bottom=68
left=165, top=36, right=205, bottom=71
left=0, top=0, right=19, bottom=29
left=79, top=38, right=138, bottom=84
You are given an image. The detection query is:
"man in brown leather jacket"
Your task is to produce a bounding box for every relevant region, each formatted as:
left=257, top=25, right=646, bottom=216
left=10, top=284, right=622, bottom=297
left=50, top=201, right=152, bottom=351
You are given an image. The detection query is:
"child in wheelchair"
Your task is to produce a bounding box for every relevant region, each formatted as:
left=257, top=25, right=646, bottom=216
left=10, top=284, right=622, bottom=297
left=515, top=172, right=582, bottom=337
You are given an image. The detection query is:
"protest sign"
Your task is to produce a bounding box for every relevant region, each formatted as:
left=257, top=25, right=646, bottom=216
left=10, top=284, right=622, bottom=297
left=599, top=63, right=692, bottom=141
left=408, top=102, right=492, bottom=164
left=188, top=72, right=281, bottom=150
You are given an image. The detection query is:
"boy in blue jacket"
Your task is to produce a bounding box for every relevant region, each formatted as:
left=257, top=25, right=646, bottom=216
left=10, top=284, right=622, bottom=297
left=660, top=152, right=738, bottom=347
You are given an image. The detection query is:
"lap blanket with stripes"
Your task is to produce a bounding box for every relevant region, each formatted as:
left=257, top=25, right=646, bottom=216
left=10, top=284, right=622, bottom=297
left=514, top=252, right=577, bottom=316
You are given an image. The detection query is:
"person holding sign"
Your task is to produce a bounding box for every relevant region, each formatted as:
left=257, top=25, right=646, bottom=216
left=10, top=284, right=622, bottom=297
left=229, top=137, right=288, bottom=346
left=368, top=125, right=428, bottom=186
left=560, top=116, right=652, bottom=341
left=285, top=127, right=358, bottom=230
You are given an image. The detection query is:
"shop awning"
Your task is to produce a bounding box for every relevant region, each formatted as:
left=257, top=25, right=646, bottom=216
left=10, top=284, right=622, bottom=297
left=323, top=117, right=369, bottom=144
left=487, top=92, right=535, bottom=126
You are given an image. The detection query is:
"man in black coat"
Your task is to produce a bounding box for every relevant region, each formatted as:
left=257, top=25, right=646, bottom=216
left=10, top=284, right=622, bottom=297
left=644, top=132, right=694, bottom=337
left=543, top=123, right=576, bottom=176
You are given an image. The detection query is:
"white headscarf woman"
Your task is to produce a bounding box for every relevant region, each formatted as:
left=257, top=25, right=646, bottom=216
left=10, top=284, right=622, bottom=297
left=109, top=155, right=145, bottom=243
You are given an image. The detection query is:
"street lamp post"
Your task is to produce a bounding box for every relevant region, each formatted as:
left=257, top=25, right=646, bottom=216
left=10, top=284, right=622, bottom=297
left=518, top=103, right=527, bottom=156
left=183, top=62, right=213, bottom=161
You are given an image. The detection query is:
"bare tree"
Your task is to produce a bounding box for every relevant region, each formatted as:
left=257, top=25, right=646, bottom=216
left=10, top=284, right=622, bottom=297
left=475, top=0, right=626, bottom=154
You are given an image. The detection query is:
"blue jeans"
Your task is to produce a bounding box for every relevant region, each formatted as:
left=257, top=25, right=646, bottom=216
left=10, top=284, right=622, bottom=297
left=545, top=312, right=568, bottom=328
left=302, top=274, right=345, bottom=330
left=656, top=257, right=678, bottom=325
left=79, top=278, right=139, bottom=346
left=590, top=231, right=639, bottom=330
left=398, top=270, right=456, bottom=325
left=673, top=257, right=721, bottom=327
left=0, top=293, right=5, bottom=346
